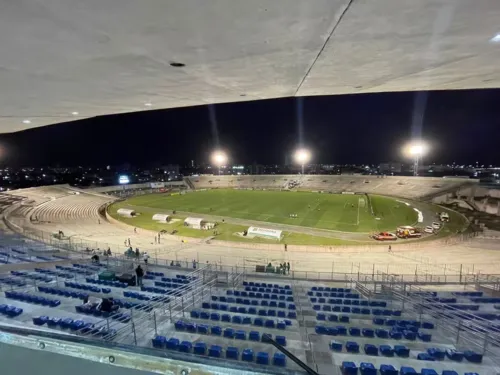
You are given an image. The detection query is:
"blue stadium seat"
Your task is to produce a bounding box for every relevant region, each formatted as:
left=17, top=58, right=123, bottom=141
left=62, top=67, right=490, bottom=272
left=32, top=316, right=49, bottom=326
left=463, top=350, right=482, bottom=363
left=349, top=327, right=361, bottom=336
left=364, top=343, right=378, bottom=356
left=256, top=352, right=269, bottom=365
left=403, top=330, right=416, bottom=340
left=442, top=371, right=459, bottom=375
left=175, top=320, right=185, bottom=330
left=342, top=361, right=358, bottom=375
left=221, top=314, right=231, bottom=322
left=394, top=345, right=410, bottom=357
left=346, top=341, right=360, bottom=353
left=421, top=369, right=438, bottom=375
left=193, top=342, right=206, bottom=355
left=380, top=364, right=398, bottom=375
left=152, top=335, right=166, bottom=348
left=235, top=330, right=246, bottom=340
left=179, top=341, right=192, bottom=353
left=226, top=346, right=238, bottom=360
left=362, top=328, right=374, bottom=337
left=360, top=362, right=377, bottom=375
left=380, top=345, right=394, bottom=357
left=288, top=311, right=297, bottom=319
left=417, top=353, right=434, bottom=361
left=400, top=367, right=417, bottom=375
left=273, top=352, right=286, bottom=367
left=271, top=335, right=284, bottom=346
left=197, top=324, right=209, bottom=334
left=330, top=340, right=342, bottom=352
left=372, top=328, right=387, bottom=338
left=208, top=345, right=222, bottom=358
left=242, top=348, right=254, bottom=362
left=190, top=310, right=200, bottom=319
left=265, top=320, right=275, bottom=328
left=186, top=322, right=197, bottom=333
left=254, top=318, right=264, bottom=326
left=445, top=349, right=464, bottom=361
left=223, top=328, right=234, bottom=338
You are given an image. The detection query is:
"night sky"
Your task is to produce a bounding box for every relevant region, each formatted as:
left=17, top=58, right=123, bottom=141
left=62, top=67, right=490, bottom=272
left=0, top=89, right=499, bottom=167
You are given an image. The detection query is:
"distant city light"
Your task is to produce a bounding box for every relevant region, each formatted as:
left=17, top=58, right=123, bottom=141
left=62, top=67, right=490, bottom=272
left=22, top=119, right=31, bottom=124
left=119, top=175, right=130, bottom=184
left=71, top=111, right=79, bottom=115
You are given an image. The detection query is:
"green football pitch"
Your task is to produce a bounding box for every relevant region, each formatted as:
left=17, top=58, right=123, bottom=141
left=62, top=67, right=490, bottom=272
left=119, top=189, right=417, bottom=233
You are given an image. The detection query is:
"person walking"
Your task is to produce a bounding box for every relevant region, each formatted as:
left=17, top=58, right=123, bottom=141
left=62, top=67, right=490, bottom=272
left=128, top=238, right=131, bottom=246
left=143, top=252, right=150, bottom=265
left=287, top=262, right=290, bottom=275
left=135, top=265, right=144, bottom=287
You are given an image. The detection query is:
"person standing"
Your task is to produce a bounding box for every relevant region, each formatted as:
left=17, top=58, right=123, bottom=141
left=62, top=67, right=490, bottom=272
left=287, top=262, right=290, bottom=275
left=135, top=265, right=144, bottom=287
left=143, top=252, right=150, bottom=265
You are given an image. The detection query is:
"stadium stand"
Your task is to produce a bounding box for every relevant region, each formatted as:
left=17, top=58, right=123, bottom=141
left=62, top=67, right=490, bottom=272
left=186, top=175, right=473, bottom=199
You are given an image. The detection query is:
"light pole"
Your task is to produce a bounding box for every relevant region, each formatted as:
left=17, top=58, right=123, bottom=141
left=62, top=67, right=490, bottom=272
left=294, top=148, right=311, bottom=175
left=405, top=142, right=427, bottom=176
left=211, top=150, right=228, bottom=175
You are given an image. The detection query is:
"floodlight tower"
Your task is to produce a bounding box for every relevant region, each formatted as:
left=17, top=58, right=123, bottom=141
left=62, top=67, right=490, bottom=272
left=407, top=142, right=427, bottom=176
left=294, top=148, right=311, bottom=175
left=211, top=150, right=228, bottom=175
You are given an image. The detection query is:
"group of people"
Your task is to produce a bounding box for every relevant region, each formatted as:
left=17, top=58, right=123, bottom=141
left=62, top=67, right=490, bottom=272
left=279, top=262, right=291, bottom=275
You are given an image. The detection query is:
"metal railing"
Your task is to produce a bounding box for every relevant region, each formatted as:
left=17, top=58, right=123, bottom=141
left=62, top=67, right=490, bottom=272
left=376, top=277, right=500, bottom=364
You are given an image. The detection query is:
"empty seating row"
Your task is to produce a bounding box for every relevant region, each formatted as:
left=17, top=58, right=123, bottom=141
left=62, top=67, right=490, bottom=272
left=146, top=271, right=165, bottom=278
left=372, top=318, right=434, bottom=330
left=470, top=297, right=500, bottom=303
left=72, top=263, right=103, bottom=271
left=201, top=302, right=297, bottom=319
left=310, top=292, right=360, bottom=299
left=151, top=336, right=286, bottom=367
left=35, top=269, right=75, bottom=279
left=0, top=277, right=26, bottom=287
left=174, top=320, right=286, bottom=345
left=453, top=291, right=482, bottom=297
left=86, top=278, right=129, bottom=288
left=160, top=277, right=192, bottom=285
left=332, top=342, right=409, bottom=357
left=227, top=290, right=293, bottom=299
left=342, top=361, right=480, bottom=375
left=416, top=348, right=482, bottom=363
left=10, top=270, right=52, bottom=282
left=243, top=281, right=290, bottom=289
left=314, top=305, right=400, bottom=316
left=191, top=310, right=291, bottom=329
left=32, top=316, right=117, bottom=338
left=5, top=291, right=61, bottom=307
left=316, top=325, right=431, bottom=341
left=153, top=281, right=192, bottom=291
left=312, top=286, right=350, bottom=292
left=64, top=281, right=103, bottom=293
left=0, top=304, right=23, bottom=317
left=212, top=295, right=295, bottom=308
left=124, top=290, right=170, bottom=301
left=309, top=294, right=387, bottom=307
left=243, top=286, right=293, bottom=294
left=38, top=286, right=89, bottom=300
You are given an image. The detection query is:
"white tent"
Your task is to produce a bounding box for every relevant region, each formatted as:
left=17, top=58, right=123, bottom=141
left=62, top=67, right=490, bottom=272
left=152, top=213, right=170, bottom=222
left=184, top=217, right=205, bottom=229
left=247, top=226, right=282, bottom=241
left=117, top=208, right=136, bottom=217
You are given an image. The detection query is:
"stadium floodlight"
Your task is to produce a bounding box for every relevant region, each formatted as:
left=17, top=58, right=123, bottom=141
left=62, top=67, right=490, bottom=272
left=211, top=150, right=228, bottom=175
left=404, top=141, right=428, bottom=176
left=294, top=148, right=311, bottom=174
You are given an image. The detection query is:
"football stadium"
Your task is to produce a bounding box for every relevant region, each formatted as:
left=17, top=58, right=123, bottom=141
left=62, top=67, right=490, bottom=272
left=2, top=1, right=500, bottom=374
left=2, top=174, right=500, bottom=375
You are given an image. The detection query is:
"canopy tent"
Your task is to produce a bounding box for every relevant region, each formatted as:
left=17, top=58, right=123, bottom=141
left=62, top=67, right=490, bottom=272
left=247, top=226, right=283, bottom=241
left=152, top=213, right=170, bottom=222
left=184, top=217, right=205, bottom=229
left=117, top=208, right=136, bottom=217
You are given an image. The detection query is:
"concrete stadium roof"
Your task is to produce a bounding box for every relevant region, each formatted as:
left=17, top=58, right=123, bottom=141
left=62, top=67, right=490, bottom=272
left=1, top=0, right=500, bottom=133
